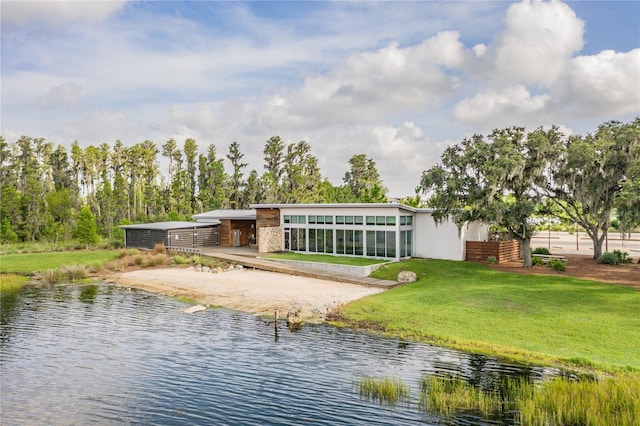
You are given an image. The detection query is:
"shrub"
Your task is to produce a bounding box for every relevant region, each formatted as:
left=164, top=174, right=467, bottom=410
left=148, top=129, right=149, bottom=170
left=599, top=252, right=619, bottom=265
left=613, top=250, right=633, bottom=264
left=134, top=255, right=144, bottom=266
left=88, top=261, right=105, bottom=273
left=486, top=256, right=498, bottom=264
left=153, top=243, right=166, bottom=254
left=547, top=258, right=566, bottom=272
left=532, top=256, right=544, bottom=266
left=144, top=254, right=166, bottom=267
left=173, top=255, right=191, bottom=265
left=532, top=247, right=551, bottom=255
left=118, top=248, right=140, bottom=258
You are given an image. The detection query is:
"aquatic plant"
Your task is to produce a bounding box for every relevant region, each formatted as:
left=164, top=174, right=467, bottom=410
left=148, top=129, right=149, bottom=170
left=420, top=375, right=503, bottom=417
left=358, top=376, right=410, bottom=406
left=44, top=268, right=67, bottom=284
left=63, top=264, right=89, bottom=282
left=420, top=374, right=640, bottom=425
left=0, top=274, right=29, bottom=292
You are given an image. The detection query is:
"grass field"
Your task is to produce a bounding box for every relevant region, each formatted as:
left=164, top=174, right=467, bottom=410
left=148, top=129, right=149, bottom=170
left=336, top=259, right=640, bottom=372
left=0, top=250, right=121, bottom=274
left=261, top=252, right=387, bottom=266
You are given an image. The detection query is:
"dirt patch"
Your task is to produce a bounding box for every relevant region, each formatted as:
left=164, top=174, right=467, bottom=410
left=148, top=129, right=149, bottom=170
left=488, top=254, right=640, bottom=290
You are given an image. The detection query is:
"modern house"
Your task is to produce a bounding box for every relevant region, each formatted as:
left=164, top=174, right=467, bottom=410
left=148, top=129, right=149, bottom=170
left=246, top=203, right=487, bottom=261
left=122, top=203, right=488, bottom=261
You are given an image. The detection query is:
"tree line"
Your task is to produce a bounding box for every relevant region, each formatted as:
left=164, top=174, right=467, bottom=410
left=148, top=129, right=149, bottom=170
left=0, top=135, right=387, bottom=244
left=420, top=118, right=640, bottom=265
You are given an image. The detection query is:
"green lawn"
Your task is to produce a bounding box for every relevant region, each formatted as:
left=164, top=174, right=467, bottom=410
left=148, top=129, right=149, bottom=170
left=261, top=252, right=387, bottom=266
left=0, top=250, right=120, bottom=274
left=337, top=259, right=640, bottom=372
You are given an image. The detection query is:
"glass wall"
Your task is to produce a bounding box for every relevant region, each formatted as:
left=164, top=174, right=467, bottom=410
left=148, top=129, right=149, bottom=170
left=308, top=229, right=333, bottom=253
left=283, top=211, right=412, bottom=259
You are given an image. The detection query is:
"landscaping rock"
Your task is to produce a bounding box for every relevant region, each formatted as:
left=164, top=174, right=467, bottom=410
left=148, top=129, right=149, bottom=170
left=287, top=302, right=303, bottom=326
left=397, top=271, right=417, bottom=284
left=181, top=305, right=207, bottom=314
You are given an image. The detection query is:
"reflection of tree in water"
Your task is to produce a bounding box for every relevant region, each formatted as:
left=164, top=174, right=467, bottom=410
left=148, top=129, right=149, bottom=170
left=79, top=284, right=98, bottom=304
left=1, top=287, right=24, bottom=344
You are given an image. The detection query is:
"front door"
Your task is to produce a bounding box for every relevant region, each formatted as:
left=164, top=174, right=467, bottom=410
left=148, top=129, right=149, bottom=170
left=233, top=229, right=240, bottom=247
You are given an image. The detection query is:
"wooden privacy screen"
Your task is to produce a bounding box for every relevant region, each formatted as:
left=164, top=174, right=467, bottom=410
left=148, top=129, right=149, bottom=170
left=465, top=240, right=520, bottom=263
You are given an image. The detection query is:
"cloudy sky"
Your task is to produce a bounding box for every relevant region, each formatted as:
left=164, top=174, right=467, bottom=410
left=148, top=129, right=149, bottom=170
left=2, top=0, right=639, bottom=197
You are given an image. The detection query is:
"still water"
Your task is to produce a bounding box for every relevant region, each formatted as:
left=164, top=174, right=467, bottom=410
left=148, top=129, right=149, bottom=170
left=1, top=283, right=559, bottom=425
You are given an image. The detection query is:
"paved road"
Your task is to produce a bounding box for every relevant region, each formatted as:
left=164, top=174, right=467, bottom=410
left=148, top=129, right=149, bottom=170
left=531, top=231, right=640, bottom=255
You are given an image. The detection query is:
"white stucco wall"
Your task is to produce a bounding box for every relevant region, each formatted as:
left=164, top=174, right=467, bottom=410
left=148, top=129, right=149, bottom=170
left=413, top=213, right=488, bottom=261
left=413, top=213, right=464, bottom=260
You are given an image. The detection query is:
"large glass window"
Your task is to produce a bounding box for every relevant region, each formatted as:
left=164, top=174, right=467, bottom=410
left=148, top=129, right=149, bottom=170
left=365, top=230, right=397, bottom=258
left=308, top=229, right=333, bottom=253
left=308, top=229, right=317, bottom=252
left=354, top=230, right=363, bottom=255
left=325, top=229, right=333, bottom=253
left=366, top=231, right=376, bottom=256
left=387, top=231, right=396, bottom=258
left=288, top=228, right=306, bottom=251
left=400, top=230, right=413, bottom=257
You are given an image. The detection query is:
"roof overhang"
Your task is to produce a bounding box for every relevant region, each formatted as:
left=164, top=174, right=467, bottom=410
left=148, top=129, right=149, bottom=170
left=193, top=209, right=256, bottom=222
left=119, top=221, right=220, bottom=231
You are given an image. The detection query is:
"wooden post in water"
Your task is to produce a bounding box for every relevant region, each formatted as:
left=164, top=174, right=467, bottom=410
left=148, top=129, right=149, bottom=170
left=274, top=309, right=279, bottom=342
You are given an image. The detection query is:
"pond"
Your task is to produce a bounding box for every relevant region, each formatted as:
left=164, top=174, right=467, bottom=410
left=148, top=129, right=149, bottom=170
left=1, top=283, right=561, bottom=425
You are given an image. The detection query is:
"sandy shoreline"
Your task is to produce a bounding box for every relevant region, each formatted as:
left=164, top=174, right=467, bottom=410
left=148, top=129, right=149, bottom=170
left=107, top=267, right=383, bottom=322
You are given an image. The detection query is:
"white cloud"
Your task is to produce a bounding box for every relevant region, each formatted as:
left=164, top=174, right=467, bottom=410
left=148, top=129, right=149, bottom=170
left=369, top=122, right=446, bottom=195
left=453, top=85, right=550, bottom=127
left=1, top=1, right=637, bottom=198
left=476, top=0, right=585, bottom=87
left=35, top=82, right=83, bottom=109
left=553, top=49, right=640, bottom=117
left=1, top=0, right=128, bottom=28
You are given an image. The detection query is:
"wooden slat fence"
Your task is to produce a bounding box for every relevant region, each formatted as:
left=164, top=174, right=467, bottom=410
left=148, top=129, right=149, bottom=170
left=466, top=240, right=520, bottom=263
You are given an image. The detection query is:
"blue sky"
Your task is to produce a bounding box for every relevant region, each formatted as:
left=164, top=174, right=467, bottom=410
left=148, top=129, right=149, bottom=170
left=2, top=1, right=639, bottom=196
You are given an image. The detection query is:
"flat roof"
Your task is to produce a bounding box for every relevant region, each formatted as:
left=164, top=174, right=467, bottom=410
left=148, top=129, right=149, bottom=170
left=193, top=209, right=256, bottom=221
left=251, top=203, right=435, bottom=213
left=120, top=221, right=220, bottom=231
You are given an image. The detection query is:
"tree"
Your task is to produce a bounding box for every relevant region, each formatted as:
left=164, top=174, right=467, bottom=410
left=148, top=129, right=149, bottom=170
left=543, top=119, right=640, bottom=258
left=263, top=136, right=285, bottom=202
left=226, top=141, right=247, bottom=209
left=343, top=154, right=388, bottom=202
left=282, top=140, right=323, bottom=203
left=243, top=169, right=264, bottom=208
left=76, top=205, right=99, bottom=248
left=197, top=144, right=228, bottom=210
left=183, top=138, right=198, bottom=212
left=421, top=127, right=554, bottom=267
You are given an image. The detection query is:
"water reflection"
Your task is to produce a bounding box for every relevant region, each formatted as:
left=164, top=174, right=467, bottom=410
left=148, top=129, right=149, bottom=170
left=1, top=284, right=563, bottom=425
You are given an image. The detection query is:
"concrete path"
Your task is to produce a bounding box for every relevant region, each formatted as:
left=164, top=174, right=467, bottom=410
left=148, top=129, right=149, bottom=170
left=201, top=248, right=399, bottom=289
